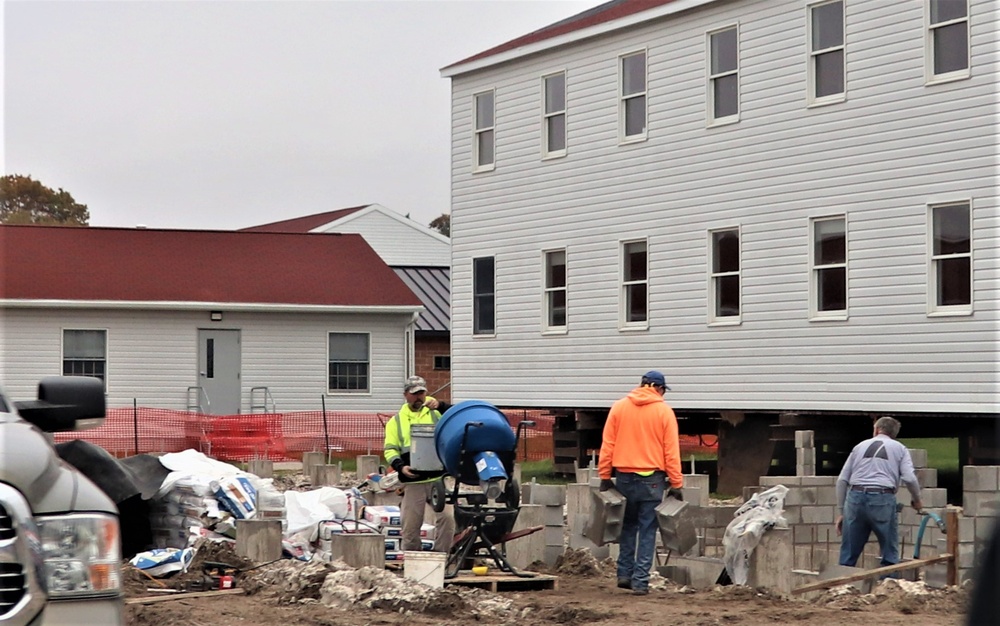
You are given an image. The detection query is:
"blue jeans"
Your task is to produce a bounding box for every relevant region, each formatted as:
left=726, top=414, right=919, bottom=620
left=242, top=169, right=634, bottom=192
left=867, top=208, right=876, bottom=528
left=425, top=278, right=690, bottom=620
left=839, top=490, right=899, bottom=568
left=615, top=472, right=666, bottom=591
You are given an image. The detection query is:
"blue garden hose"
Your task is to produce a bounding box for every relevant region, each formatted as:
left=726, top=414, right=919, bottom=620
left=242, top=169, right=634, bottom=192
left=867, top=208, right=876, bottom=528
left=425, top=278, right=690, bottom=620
left=913, top=510, right=946, bottom=559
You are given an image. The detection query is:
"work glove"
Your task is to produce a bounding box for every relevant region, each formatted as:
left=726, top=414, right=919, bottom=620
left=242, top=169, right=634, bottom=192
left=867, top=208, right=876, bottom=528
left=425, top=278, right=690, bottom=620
left=667, top=487, right=684, bottom=501
left=390, top=458, right=404, bottom=473
left=599, top=479, right=615, bottom=492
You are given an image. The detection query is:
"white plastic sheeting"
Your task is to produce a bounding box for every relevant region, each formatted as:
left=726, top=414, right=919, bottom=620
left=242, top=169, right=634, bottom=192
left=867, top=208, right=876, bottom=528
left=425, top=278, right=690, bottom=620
left=722, top=485, right=789, bottom=585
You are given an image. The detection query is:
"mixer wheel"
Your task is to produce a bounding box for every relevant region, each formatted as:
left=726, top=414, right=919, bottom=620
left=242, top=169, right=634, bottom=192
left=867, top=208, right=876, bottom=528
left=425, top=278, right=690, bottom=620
left=500, top=478, right=520, bottom=509
left=429, top=479, right=447, bottom=513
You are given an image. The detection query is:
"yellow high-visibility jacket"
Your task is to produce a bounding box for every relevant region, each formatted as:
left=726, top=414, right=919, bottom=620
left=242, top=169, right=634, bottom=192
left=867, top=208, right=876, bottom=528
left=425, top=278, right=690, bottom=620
left=383, top=401, right=442, bottom=483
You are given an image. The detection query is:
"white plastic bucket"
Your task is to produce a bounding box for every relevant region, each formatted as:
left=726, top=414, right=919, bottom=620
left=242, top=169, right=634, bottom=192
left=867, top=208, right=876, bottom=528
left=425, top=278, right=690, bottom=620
left=409, top=424, right=442, bottom=472
left=403, top=551, right=446, bottom=588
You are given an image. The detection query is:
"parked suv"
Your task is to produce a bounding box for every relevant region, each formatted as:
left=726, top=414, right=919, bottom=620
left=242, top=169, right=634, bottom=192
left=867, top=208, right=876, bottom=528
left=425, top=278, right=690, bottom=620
left=1, top=376, right=123, bottom=625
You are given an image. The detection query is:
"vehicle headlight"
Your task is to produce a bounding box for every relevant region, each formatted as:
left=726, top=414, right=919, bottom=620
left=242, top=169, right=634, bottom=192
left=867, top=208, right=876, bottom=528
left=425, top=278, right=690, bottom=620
left=37, top=514, right=121, bottom=598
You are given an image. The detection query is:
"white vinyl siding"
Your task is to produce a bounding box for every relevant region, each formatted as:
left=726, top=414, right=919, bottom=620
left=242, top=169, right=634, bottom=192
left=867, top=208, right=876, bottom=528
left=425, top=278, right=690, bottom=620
left=926, top=0, right=970, bottom=83
left=447, top=0, right=998, bottom=412
left=927, top=201, right=972, bottom=316
left=315, top=206, right=450, bottom=267
left=708, top=228, right=741, bottom=324
left=474, top=90, right=495, bottom=171
left=810, top=215, right=848, bottom=319
left=2, top=309, right=410, bottom=412
left=707, top=25, right=740, bottom=125
left=808, top=0, right=845, bottom=105
left=543, top=249, right=567, bottom=331
left=542, top=72, right=567, bottom=158
left=619, top=50, right=647, bottom=141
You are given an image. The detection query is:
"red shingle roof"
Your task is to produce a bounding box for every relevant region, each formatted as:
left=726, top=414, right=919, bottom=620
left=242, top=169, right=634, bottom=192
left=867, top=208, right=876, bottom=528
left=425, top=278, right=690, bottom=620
left=443, top=0, right=676, bottom=70
left=238, top=206, right=367, bottom=233
left=0, top=225, right=422, bottom=308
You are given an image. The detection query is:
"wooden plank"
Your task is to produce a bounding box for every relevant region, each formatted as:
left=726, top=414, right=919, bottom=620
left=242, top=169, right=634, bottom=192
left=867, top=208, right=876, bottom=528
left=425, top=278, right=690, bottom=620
left=791, top=554, right=953, bottom=595
left=446, top=572, right=558, bottom=592
left=126, top=588, right=245, bottom=605
left=946, top=510, right=958, bottom=586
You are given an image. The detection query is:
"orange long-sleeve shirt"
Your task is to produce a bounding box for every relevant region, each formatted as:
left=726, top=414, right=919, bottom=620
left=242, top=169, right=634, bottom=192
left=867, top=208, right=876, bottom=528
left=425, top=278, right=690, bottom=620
left=598, top=386, right=683, bottom=488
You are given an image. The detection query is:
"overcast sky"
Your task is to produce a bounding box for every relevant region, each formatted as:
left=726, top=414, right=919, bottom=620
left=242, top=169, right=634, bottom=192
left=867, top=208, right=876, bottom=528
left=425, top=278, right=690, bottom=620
left=4, top=0, right=603, bottom=231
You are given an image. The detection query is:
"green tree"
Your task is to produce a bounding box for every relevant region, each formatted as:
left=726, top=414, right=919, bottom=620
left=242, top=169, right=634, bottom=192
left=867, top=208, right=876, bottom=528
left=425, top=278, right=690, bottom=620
left=0, top=174, right=90, bottom=225
left=429, top=213, right=450, bottom=237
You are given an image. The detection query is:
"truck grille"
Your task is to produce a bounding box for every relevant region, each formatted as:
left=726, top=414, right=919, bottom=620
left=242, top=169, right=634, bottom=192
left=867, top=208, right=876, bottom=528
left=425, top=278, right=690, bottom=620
left=0, top=504, right=14, bottom=540
left=0, top=563, right=25, bottom=614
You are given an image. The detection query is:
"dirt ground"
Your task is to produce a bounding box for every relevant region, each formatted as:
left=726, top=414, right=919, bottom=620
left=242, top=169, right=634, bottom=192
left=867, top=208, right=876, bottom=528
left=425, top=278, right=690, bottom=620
left=124, top=547, right=971, bottom=626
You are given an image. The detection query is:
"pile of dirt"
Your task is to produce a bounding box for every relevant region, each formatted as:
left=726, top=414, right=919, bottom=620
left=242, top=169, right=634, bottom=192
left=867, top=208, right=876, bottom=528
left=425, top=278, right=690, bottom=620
left=554, top=548, right=604, bottom=577
left=809, top=578, right=968, bottom=615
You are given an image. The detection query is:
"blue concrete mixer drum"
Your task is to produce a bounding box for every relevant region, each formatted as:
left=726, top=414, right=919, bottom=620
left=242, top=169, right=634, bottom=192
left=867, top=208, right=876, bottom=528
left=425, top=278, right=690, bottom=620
left=434, top=400, right=518, bottom=493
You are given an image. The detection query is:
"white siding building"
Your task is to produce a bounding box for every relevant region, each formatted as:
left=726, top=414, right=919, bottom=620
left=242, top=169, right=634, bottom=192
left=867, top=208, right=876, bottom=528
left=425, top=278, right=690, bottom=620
left=442, top=0, right=998, bottom=478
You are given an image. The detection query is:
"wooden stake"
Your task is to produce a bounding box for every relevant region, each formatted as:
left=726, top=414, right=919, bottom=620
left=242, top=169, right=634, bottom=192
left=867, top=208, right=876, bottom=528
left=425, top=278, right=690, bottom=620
left=946, top=509, right=959, bottom=586
left=791, top=554, right=954, bottom=595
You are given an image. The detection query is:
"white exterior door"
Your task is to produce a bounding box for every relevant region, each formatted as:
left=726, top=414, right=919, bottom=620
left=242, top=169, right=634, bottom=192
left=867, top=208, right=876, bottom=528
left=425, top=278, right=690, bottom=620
left=197, top=329, right=241, bottom=414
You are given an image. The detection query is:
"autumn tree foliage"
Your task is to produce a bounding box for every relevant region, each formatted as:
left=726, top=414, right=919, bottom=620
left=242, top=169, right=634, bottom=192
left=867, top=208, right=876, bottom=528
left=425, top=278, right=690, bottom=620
left=428, top=213, right=450, bottom=237
left=0, top=174, right=90, bottom=225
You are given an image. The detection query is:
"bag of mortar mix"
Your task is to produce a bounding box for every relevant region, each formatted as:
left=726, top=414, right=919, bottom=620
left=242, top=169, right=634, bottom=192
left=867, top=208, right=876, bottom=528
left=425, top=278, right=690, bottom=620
left=212, top=476, right=258, bottom=520
left=130, top=547, right=195, bottom=577
left=722, top=484, right=789, bottom=585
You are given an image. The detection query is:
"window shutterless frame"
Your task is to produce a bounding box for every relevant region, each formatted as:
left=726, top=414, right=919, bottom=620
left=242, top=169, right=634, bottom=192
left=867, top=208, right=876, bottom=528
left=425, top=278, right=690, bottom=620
left=925, top=0, right=970, bottom=84
left=542, top=248, right=567, bottom=333
left=807, top=0, right=846, bottom=106
left=620, top=238, right=649, bottom=330
left=327, top=332, right=371, bottom=394
left=62, top=328, right=108, bottom=390
left=619, top=50, right=648, bottom=143
left=542, top=71, right=567, bottom=159
left=473, top=255, right=496, bottom=336
left=809, top=215, right=848, bottom=320
left=707, top=226, right=741, bottom=325
left=473, top=89, right=496, bottom=172
left=927, top=200, right=973, bottom=316
left=706, top=25, right=740, bottom=126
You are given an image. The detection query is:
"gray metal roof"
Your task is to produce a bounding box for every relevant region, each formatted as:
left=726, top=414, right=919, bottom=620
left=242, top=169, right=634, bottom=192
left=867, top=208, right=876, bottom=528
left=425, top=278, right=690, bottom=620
left=393, top=266, right=450, bottom=333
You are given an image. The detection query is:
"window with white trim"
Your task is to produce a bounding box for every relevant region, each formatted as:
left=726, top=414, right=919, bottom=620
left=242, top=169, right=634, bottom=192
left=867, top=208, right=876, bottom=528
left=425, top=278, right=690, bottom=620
left=709, top=228, right=741, bottom=322
left=620, top=51, right=647, bottom=141
left=474, top=90, right=495, bottom=171
left=927, top=0, right=970, bottom=81
left=543, top=72, right=566, bottom=157
left=328, top=333, right=369, bottom=392
left=708, top=26, right=739, bottom=123
left=621, top=240, right=648, bottom=326
left=929, top=202, right=971, bottom=313
left=811, top=216, right=847, bottom=317
left=808, top=1, right=845, bottom=104
left=473, top=256, right=496, bottom=335
left=544, top=249, right=567, bottom=330
left=63, top=329, right=107, bottom=386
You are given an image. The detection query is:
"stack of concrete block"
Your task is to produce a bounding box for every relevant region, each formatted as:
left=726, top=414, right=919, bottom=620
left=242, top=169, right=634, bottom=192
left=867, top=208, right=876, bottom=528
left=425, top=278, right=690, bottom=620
left=682, top=473, right=710, bottom=508
left=959, top=466, right=1000, bottom=578
left=521, top=482, right=567, bottom=565
left=566, top=482, right=613, bottom=559
left=795, top=430, right=816, bottom=477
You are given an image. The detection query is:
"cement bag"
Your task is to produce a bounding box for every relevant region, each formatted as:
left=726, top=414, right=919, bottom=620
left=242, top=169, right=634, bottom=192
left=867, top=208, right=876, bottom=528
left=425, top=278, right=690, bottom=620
left=212, top=476, right=258, bottom=520
left=722, top=485, right=789, bottom=585
left=284, top=487, right=352, bottom=542
left=130, top=547, right=195, bottom=577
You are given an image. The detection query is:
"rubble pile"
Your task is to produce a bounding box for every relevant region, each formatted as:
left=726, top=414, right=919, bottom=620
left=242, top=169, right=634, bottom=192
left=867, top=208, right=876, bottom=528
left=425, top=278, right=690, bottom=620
left=812, top=578, right=968, bottom=614
left=554, top=548, right=603, bottom=577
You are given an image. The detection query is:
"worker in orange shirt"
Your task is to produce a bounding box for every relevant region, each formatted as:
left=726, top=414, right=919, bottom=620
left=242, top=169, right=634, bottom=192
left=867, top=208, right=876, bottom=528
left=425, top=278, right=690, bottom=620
left=598, top=370, right=683, bottom=595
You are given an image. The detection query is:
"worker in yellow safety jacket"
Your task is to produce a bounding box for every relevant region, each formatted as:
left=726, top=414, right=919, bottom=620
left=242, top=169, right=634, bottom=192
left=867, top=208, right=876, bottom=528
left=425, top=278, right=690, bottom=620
left=383, top=376, right=455, bottom=553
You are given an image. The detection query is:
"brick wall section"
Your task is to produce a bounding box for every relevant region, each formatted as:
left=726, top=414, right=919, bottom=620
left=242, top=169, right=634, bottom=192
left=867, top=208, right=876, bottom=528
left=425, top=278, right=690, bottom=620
left=415, top=335, right=451, bottom=402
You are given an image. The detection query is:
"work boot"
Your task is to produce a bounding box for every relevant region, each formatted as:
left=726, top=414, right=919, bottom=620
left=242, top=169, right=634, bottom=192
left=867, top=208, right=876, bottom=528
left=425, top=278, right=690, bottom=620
left=616, top=577, right=632, bottom=590
left=632, top=588, right=649, bottom=596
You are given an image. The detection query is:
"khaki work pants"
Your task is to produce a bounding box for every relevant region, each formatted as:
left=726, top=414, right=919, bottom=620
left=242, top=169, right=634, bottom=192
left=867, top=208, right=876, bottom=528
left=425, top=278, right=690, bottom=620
left=400, top=481, right=455, bottom=553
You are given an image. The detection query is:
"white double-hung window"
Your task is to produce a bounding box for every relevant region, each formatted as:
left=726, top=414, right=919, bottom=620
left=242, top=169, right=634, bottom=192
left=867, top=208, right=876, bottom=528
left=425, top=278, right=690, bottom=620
left=927, top=0, right=970, bottom=83
left=63, top=329, right=107, bottom=388
left=328, top=332, right=370, bottom=393
left=709, top=228, right=741, bottom=324
left=810, top=216, right=848, bottom=319
left=928, top=202, right=972, bottom=315
left=543, top=249, right=567, bottom=331
left=708, top=26, right=739, bottom=124
left=474, top=90, right=495, bottom=171
left=621, top=239, right=648, bottom=328
left=808, top=1, right=845, bottom=105
left=473, top=256, right=496, bottom=335
left=542, top=72, right=566, bottom=158
left=619, top=51, right=647, bottom=141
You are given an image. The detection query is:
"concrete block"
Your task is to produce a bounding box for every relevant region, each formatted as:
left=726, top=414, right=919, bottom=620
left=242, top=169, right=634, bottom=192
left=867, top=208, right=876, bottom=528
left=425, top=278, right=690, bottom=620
left=662, top=555, right=725, bottom=589
left=760, top=476, right=801, bottom=487
left=236, top=519, right=282, bottom=563
left=682, top=474, right=710, bottom=507
left=797, top=487, right=819, bottom=506
left=800, top=476, right=837, bottom=486
left=565, top=483, right=591, bottom=519
left=796, top=464, right=816, bottom=477
left=326, top=533, right=384, bottom=569
left=743, top=486, right=761, bottom=501
left=794, top=430, right=814, bottom=449
left=543, top=505, right=564, bottom=527
left=505, top=503, right=547, bottom=570
left=819, top=563, right=874, bottom=594
left=522, top=483, right=567, bottom=506
left=682, top=487, right=704, bottom=508
left=801, top=506, right=834, bottom=525
left=544, top=525, right=564, bottom=546
left=747, top=528, right=793, bottom=595
left=907, top=448, right=928, bottom=469
left=657, top=564, right=691, bottom=585
left=793, top=524, right=819, bottom=545
left=959, top=542, right=978, bottom=569
left=511, top=463, right=522, bottom=485
left=922, top=488, right=949, bottom=509
left=915, top=468, right=938, bottom=488
left=568, top=514, right=611, bottom=558
left=781, top=506, right=802, bottom=525
left=963, top=492, right=1000, bottom=517
left=302, top=451, right=325, bottom=478
left=796, top=448, right=816, bottom=467
left=816, top=486, right=838, bottom=506
left=964, top=466, right=1000, bottom=492
left=958, top=516, right=975, bottom=543
left=310, top=464, right=342, bottom=487
left=248, top=459, right=273, bottom=479
left=976, top=517, right=998, bottom=543
left=712, top=506, right=740, bottom=526
left=655, top=497, right=697, bottom=554
left=356, top=455, right=381, bottom=479
left=543, top=545, right=564, bottom=565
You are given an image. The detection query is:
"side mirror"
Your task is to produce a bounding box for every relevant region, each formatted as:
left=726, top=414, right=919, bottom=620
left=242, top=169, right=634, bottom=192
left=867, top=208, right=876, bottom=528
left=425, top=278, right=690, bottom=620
left=14, top=376, right=106, bottom=433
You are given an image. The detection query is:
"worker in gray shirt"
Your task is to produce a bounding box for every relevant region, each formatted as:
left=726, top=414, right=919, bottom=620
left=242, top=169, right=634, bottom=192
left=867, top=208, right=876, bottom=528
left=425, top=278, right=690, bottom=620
left=835, top=416, right=923, bottom=568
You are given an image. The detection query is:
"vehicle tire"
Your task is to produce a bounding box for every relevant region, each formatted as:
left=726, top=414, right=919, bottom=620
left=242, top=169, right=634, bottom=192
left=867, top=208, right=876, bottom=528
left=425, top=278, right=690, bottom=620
left=501, top=478, right=520, bottom=510
left=429, top=479, right=447, bottom=513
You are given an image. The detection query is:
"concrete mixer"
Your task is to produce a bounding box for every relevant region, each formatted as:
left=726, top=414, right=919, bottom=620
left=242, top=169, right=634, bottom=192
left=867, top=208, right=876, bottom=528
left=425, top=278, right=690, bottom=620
left=424, top=400, right=539, bottom=579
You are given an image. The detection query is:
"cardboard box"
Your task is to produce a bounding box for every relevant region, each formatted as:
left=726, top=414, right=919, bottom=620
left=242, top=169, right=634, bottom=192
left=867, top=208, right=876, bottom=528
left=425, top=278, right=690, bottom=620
left=363, top=505, right=401, bottom=527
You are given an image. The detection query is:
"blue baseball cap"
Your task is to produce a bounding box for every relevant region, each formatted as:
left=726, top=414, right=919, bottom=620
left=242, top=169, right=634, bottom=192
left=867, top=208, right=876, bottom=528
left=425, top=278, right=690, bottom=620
left=641, top=370, right=670, bottom=390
